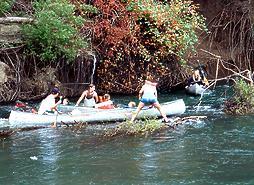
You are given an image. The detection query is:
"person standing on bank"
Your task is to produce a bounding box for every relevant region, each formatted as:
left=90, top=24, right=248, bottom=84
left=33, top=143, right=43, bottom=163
left=75, top=84, right=99, bottom=107
left=130, top=76, right=169, bottom=123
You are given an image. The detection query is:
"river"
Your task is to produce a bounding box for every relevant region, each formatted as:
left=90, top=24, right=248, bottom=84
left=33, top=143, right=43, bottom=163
left=1, top=85, right=254, bottom=185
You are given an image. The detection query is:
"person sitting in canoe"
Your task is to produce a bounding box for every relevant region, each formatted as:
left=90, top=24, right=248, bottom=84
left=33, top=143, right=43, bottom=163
left=95, top=93, right=114, bottom=109
left=130, top=75, right=170, bottom=123
left=75, top=84, right=99, bottom=107
left=38, top=87, right=62, bottom=115
left=62, top=98, right=69, bottom=105
left=128, top=101, right=136, bottom=108
left=187, top=68, right=209, bottom=87
left=198, top=65, right=209, bottom=86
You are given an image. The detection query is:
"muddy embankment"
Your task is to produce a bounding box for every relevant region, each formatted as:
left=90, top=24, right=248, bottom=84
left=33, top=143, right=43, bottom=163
left=0, top=0, right=254, bottom=103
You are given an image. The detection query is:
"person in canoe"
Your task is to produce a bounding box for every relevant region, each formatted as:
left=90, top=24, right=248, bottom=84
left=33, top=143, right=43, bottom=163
left=95, top=93, right=114, bottom=109
left=38, top=87, right=62, bottom=115
left=130, top=76, right=170, bottom=123
left=128, top=101, right=136, bottom=108
left=75, top=84, right=99, bottom=107
left=62, top=98, right=70, bottom=105
left=187, top=68, right=209, bottom=87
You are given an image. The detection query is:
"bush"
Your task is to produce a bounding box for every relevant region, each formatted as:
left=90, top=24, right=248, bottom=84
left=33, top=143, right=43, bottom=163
left=22, top=0, right=88, bottom=62
left=224, top=79, right=254, bottom=114
left=0, top=0, right=14, bottom=16
left=127, top=0, right=207, bottom=63
left=104, top=119, right=164, bottom=137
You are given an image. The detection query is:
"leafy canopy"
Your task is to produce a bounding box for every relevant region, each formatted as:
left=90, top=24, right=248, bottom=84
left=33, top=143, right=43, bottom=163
left=22, top=0, right=88, bottom=62
left=93, top=0, right=206, bottom=65
left=225, top=79, right=254, bottom=115
left=0, top=0, right=14, bottom=16
left=127, top=0, right=206, bottom=63
left=93, top=0, right=207, bottom=92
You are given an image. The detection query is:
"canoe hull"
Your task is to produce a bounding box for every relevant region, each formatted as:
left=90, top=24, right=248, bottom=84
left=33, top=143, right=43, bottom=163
left=8, top=99, right=186, bottom=128
left=185, top=83, right=205, bottom=96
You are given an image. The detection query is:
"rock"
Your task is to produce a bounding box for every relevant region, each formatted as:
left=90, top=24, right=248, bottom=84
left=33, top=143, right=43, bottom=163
left=0, top=24, right=22, bottom=43
left=0, top=61, right=12, bottom=84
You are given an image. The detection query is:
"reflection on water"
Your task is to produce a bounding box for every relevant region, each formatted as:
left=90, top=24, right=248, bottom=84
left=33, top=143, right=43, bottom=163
left=1, top=86, right=254, bottom=185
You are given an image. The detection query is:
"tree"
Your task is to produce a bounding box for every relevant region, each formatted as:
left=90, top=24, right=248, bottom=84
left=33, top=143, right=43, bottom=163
left=22, top=0, right=88, bottom=62
left=87, top=0, right=206, bottom=93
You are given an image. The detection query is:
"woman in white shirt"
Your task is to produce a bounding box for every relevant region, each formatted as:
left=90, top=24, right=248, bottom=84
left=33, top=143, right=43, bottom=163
left=38, top=87, right=61, bottom=115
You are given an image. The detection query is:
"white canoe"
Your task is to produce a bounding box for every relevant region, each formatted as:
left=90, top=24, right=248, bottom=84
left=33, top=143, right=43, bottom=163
left=185, top=83, right=206, bottom=96
left=8, top=99, right=186, bottom=128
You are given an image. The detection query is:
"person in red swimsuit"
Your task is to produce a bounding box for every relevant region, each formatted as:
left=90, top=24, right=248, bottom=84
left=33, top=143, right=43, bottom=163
left=95, top=94, right=114, bottom=109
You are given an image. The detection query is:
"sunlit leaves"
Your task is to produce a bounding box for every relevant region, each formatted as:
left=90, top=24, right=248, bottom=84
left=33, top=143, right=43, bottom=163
left=224, top=79, right=254, bottom=115
left=0, top=0, right=14, bottom=16
left=128, top=0, right=206, bottom=61
left=22, top=0, right=88, bottom=62
left=88, top=0, right=206, bottom=92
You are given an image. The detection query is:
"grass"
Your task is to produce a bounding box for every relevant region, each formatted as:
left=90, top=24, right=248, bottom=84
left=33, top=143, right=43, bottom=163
left=104, top=118, right=166, bottom=137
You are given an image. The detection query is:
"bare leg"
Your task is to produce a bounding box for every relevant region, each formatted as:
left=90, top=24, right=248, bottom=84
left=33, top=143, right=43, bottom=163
left=130, top=102, right=145, bottom=122
left=153, top=102, right=169, bottom=122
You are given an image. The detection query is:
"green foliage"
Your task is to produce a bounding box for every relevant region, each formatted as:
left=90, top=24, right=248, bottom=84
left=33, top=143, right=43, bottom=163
left=104, top=119, right=164, bottom=137
left=127, top=0, right=207, bottom=62
left=94, top=0, right=207, bottom=92
left=234, top=79, right=254, bottom=104
left=80, top=4, right=98, bottom=14
left=22, top=0, right=88, bottom=62
left=224, top=79, right=254, bottom=115
left=0, top=0, right=14, bottom=16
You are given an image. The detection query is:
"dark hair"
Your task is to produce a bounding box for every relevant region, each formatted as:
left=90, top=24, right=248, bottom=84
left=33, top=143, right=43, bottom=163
left=51, top=87, right=60, bottom=95
left=88, top=84, right=95, bottom=89
left=104, top=93, right=110, bottom=100
left=195, top=65, right=208, bottom=79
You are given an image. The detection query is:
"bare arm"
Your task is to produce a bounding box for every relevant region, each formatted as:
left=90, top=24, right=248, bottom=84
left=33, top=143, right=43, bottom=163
left=56, top=96, right=63, bottom=105
left=51, top=96, right=62, bottom=111
left=51, top=103, right=59, bottom=112
left=203, top=77, right=209, bottom=86
left=76, top=91, right=87, bottom=106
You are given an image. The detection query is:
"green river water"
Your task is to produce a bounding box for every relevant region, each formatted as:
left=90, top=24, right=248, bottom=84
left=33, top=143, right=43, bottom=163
left=0, top=85, right=254, bottom=185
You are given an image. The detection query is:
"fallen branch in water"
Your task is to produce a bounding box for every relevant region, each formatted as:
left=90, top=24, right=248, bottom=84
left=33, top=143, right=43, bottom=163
left=166, top=116, right=207, bottom=129
left=104, top=116, right=207, bottom=138
left=0, top=129, right=15, bottom=137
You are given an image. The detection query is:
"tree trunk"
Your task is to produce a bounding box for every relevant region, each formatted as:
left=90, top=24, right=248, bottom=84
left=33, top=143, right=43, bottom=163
left=0, top=17, right=33, bottom=23
left=249, top=0, right=254, bottom=31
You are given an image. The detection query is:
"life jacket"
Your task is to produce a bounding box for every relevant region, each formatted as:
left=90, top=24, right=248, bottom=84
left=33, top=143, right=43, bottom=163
left=98, top=104, right=115, bottom=109
left=15, top=101, right=27, bottom=108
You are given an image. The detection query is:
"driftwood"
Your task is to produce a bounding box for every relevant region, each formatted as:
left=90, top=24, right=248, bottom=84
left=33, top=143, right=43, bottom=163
left=166, top=115, right=207, bottom=129
left=200, top=49, right=254, bottom=86
left=0, top=17, right=33, bottom=24
left=0, top=128, right=15, bottom=137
